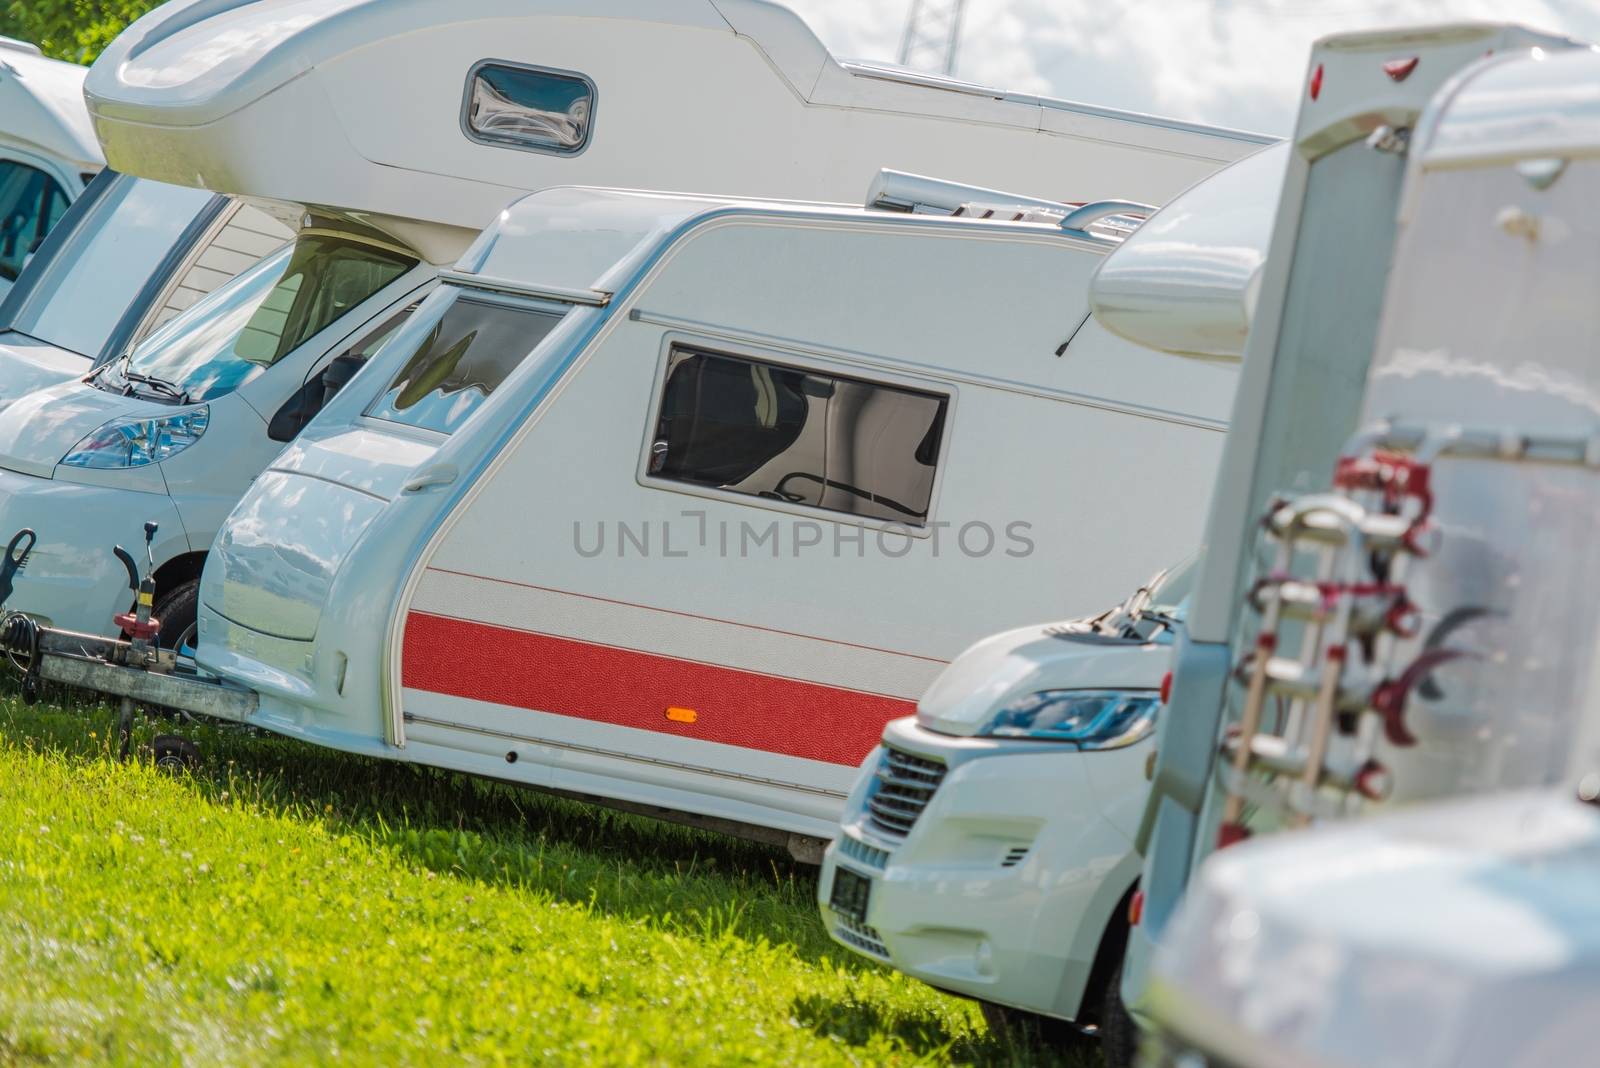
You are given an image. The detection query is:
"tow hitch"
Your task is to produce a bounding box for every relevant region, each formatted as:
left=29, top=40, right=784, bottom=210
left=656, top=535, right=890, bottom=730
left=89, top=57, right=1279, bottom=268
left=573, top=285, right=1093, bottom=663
left=0, top=524, right=257, bottom=762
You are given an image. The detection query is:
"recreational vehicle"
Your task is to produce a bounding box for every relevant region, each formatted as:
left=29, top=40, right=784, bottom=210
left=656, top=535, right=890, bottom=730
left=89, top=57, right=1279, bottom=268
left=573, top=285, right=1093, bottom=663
left=0, top=181, right=1241, bottom=860
left=0, top=171, right=292, bottom=408
left=0, top=37, right=101, bottom=299
left=811, top=137, right=1287, bottom=1056
left=1140, top=39, right=1600, bottom=1068
left=819, top=558, right=1191, bottom=1055
left=0, top=0, right=1270, bottom=650
left=1108, top=22, right=1590, bottom=1061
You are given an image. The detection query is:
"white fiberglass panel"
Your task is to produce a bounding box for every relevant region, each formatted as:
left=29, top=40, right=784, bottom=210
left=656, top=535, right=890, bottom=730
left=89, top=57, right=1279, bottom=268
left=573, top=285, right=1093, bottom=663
left=1090, top=142, right=1288, bottom=360
left=208, top=470, right=385, bottom=642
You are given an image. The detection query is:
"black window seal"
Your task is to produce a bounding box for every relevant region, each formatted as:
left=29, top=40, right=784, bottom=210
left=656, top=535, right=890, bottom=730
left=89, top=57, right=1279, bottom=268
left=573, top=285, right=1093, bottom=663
left=459, top=58, right=597, bottom=159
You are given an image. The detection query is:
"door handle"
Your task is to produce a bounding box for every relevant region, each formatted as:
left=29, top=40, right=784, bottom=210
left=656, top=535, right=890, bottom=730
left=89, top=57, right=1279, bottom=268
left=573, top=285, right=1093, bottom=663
left=402, top=463, right=458, bottom=494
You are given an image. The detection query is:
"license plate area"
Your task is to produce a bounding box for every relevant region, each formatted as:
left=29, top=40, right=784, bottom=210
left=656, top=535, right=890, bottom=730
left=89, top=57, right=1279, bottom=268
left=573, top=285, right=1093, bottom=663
left=829, top=866, right=872, bottom=925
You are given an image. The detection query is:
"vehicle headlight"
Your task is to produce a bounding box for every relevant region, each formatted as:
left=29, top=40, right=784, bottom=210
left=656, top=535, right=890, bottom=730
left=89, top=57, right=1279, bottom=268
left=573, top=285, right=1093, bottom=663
left=61, top=406, right=210, bottom=470
left=977, top=689, right=1159, bottom=749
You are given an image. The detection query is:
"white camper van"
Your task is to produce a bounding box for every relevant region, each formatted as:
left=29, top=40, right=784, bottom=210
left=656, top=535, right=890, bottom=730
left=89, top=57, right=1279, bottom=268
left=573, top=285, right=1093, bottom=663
left=1108, top=22, right=1588, bottom=1061
left=1139, top=41, right=1600, bottom=1068
left=0, top=0, right=1268, bottom=651
left=0, top=171, right=292, bottom=408
left=811, top=137, right=1287, bottom=1056
left=0, top=37, right=102, bottom=298
left=0, top=181, right=1239, bottom=859
left=819, top=559, right=1192, bottom=1054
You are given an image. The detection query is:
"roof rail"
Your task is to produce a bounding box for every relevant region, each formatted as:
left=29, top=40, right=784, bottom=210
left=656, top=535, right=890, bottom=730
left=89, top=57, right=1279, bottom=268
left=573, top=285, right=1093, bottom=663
left=1060, top=199, right=1156, bottom=240
left=0, top=36, right=43, bottom=57
left=865, top=169, right=1154, bottom=242
left=867, top=169, right=1073, bottom=217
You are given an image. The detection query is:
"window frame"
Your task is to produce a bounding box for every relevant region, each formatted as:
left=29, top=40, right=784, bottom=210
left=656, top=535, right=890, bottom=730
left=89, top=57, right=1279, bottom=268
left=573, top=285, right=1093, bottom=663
left=0, top=154, right=71, bottom=284
left=636, top=333, right=957, bottom=537
left=459, top=58, right=597, bottom=158
left=360, top=286, right=573, bottom=438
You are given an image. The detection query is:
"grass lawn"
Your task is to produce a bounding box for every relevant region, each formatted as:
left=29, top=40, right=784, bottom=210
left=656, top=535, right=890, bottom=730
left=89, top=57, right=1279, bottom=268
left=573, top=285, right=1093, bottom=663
left=0, top=691, right=1098, bottom=1066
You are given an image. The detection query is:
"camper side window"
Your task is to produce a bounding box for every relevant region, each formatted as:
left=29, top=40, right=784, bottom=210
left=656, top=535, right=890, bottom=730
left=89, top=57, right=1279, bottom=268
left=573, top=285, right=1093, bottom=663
left=0, top=160, right=68, bottom=282
left=367, top=294, right=565, bottom=435
left=462, top=61, right=595, bottom=155
left=649, top=348, right=948, bottom=526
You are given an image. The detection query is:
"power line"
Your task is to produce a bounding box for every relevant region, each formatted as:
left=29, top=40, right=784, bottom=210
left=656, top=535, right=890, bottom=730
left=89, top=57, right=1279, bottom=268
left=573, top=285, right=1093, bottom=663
left=898, top=0, right=969, bottom=74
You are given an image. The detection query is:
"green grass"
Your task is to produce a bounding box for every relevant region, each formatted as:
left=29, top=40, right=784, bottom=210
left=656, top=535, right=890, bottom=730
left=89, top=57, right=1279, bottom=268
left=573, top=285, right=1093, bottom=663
left=0, top=689, right=1098, bottom=1066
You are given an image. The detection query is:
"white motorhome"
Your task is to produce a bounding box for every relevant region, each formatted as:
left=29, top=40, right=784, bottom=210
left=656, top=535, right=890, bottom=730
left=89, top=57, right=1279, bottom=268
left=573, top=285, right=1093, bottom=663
left=0, top=180, right=1238, bottom=859
left=0, top=37, right=102, bottom=298
left=0, top=0, right=1269, bottom=651
left=1106, top=22, right=1590, bottom=1063
left=811, top=136, right=1287, bottom=1058
left=1139, top=40, right=1600, bottom=1068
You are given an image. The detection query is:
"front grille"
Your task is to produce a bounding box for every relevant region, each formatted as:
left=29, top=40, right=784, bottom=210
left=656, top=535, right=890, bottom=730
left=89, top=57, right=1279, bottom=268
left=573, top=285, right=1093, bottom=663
left=1000, top=846, right=1030, bottom=868
left=832, top=915, right=890, bottom=960
left=865, top=745, right=946, bottom=838
left=838, top=834, right=891, bottom=870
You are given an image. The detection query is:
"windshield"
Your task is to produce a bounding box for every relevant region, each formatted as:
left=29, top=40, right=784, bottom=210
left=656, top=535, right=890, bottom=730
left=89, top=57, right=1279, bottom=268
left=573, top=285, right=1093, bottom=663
left=365, top=291, right=565, bottom=435
left=8, top=177, right=213, bottom=359
left=101, top=232, right=415, bottom=402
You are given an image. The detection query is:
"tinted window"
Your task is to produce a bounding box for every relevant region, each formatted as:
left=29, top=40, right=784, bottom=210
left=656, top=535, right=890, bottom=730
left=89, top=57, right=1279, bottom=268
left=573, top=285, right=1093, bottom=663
left=268, top=303, right=419, bottom=443
left=464, top=61, right=594, bottom=154
left=0, top=160, right=68, bottom=282
left=650, top=349, right=948, bottom=525
left=367, top=294, right=565, bottom=435
left=104, top=234, right=415, bottom=402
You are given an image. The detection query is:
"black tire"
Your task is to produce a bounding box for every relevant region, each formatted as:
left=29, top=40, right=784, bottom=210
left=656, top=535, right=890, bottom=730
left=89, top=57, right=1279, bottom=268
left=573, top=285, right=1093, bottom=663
left=1099, top=958, right=1141, bottom=1068
left=153, top=578, right=200, bottom=653
left=151, top=734, right=201, bottom=773
left=979, top=1000, right=1093, bottom=1055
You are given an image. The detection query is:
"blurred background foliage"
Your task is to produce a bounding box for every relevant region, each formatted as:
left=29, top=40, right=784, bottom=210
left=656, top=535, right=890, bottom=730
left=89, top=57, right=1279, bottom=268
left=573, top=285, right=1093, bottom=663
left=1, top=0, right=160, bottom=64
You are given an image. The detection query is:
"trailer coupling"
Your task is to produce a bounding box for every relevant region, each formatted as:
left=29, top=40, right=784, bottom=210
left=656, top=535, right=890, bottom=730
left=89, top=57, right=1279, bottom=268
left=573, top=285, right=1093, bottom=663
left=0, top=526, right=257, bottom=760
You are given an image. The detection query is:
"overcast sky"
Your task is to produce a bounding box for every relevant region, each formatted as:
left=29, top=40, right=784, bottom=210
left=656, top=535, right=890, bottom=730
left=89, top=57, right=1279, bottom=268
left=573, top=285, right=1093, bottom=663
left=783, top=0, right=1600, bottom=134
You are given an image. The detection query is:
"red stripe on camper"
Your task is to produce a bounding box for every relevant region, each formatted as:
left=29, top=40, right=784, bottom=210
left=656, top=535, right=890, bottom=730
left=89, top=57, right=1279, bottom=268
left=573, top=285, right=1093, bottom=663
left=401, top=611, right=913, bottom=766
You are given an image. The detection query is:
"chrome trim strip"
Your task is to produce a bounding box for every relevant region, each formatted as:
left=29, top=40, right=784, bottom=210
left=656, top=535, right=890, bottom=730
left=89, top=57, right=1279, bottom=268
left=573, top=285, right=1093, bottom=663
left=439, top=271, right=610, bottom=306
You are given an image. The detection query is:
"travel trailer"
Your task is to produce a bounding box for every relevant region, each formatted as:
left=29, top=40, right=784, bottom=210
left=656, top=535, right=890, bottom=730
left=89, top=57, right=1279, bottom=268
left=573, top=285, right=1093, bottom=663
left=0, top=181, right=1241, bottom=860
left=811, top=135, right=1286, bottom=1057
left=0, top=0, right=1269, bottom=651
left=1139, top=39, right=1600, bottom=1068
left=819, top=558, right=1192, bottom=1057
left=0, top=37, right=102, bottom=298
left=0, top=171, right=292, bottom=408
left=1107, top=22, right=1589, bottom=1062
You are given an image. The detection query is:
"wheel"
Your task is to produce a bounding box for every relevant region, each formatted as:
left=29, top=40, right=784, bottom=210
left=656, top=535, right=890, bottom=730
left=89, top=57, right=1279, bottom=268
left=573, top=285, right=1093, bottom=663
left=153, top=578, right=200, bottom=654
left=979, top=1000, right=1093, bottom=1054
left=1099, top=958, right=1141, bottom=1068
left=151, top=734, right=201, bottom=773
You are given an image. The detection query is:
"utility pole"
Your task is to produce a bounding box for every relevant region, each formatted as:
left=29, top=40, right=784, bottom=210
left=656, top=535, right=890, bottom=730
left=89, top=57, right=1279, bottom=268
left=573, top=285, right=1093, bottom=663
left=897, top=0, right=968, bottom=75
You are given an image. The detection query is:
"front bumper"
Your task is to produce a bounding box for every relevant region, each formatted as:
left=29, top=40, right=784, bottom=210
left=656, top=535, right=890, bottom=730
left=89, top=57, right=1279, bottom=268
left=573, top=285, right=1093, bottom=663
left=817, top=717, right=1143, bottom=1022
left=0, top=467, right=185, bottom=636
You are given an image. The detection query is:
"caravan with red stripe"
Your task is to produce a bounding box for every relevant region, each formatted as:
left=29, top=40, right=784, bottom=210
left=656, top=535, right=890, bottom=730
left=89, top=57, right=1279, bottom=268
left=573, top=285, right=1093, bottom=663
left=194, top=180, right=1242, bottom=856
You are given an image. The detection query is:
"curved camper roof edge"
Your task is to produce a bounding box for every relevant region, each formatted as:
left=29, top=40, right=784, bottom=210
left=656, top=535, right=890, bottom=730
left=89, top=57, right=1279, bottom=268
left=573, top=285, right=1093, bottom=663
left=448, top=186, right=1113, bottom=304
left=83, top=0, right=1278, bottom=266
left=1413, top=45, right=1600, bottom=169
left=0, top=42, right=101, bottom=168
left=1087, top=141, right=1288, bottom=361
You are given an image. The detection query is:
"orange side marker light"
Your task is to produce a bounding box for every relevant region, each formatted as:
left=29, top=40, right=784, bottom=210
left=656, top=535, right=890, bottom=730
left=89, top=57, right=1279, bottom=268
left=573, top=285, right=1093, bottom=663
left=666, top=706, right=698, bottom=724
